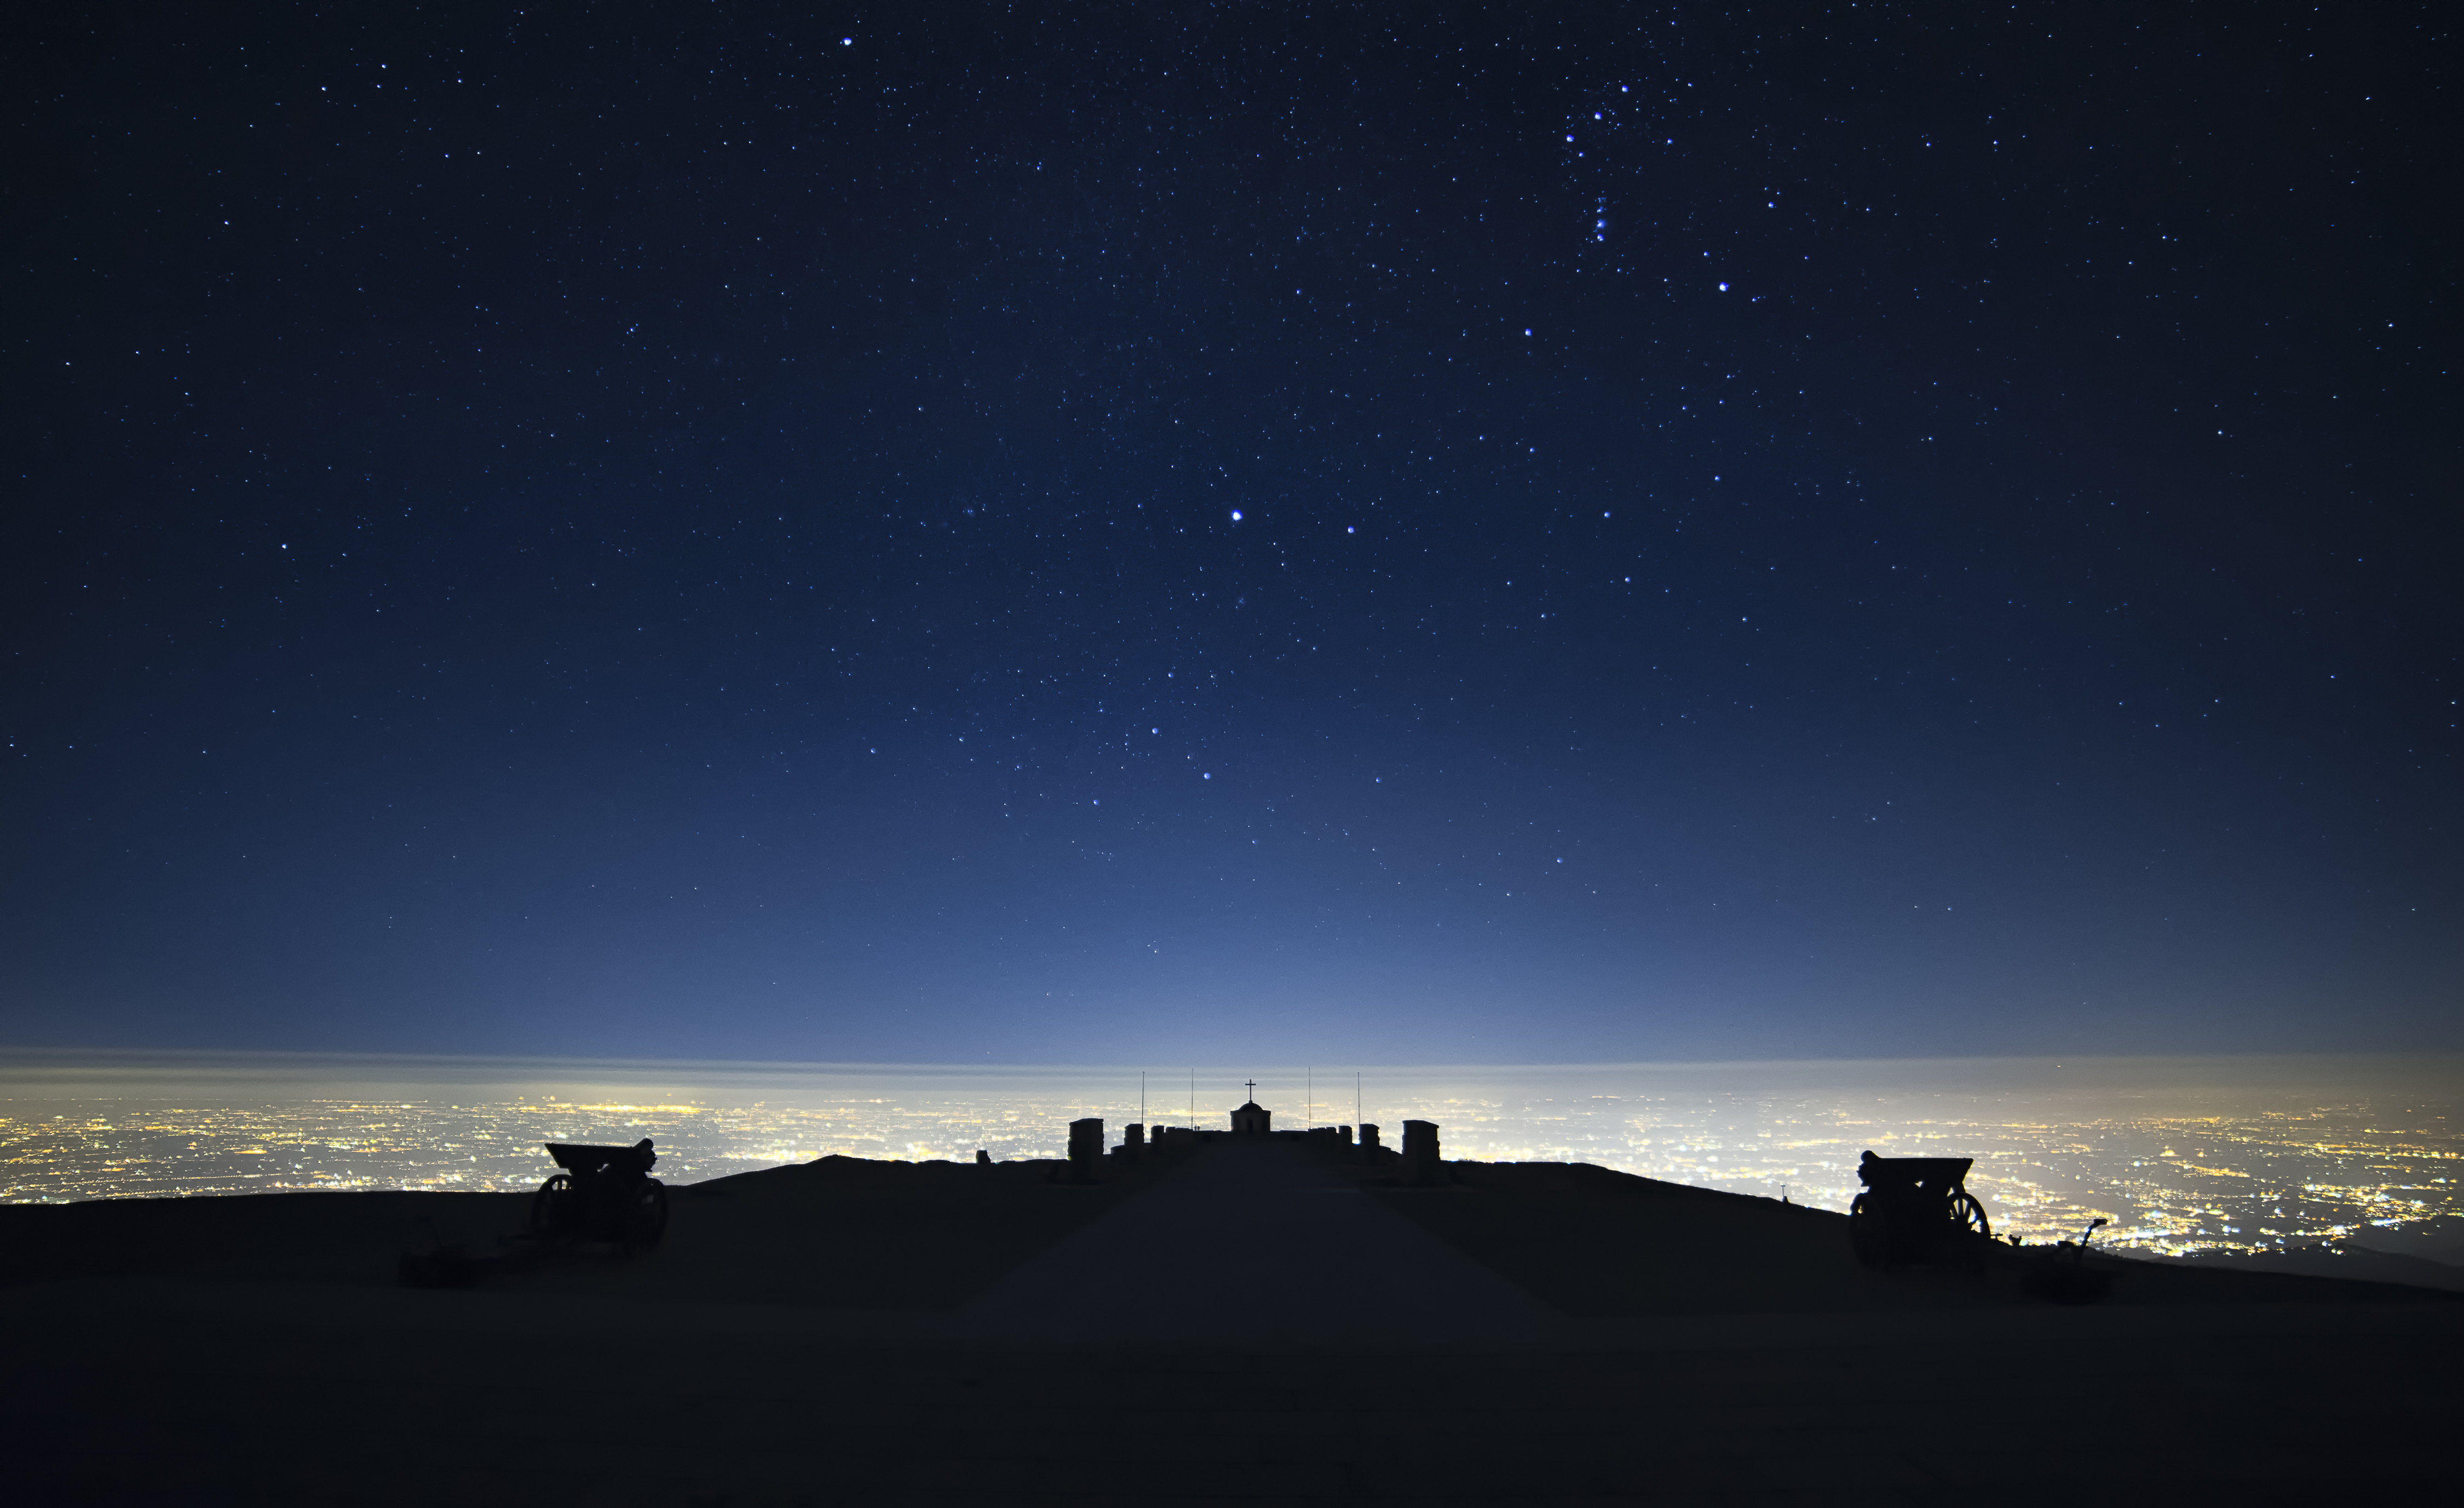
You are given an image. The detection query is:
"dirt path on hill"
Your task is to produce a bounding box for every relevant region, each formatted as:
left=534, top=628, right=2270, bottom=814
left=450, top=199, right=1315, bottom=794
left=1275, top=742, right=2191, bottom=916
left=953, top=1137, right=1563, bottom=1346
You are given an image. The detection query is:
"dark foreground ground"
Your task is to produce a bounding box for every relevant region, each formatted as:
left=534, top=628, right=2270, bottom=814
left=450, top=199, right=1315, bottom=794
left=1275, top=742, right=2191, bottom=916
left=7, top=1139, right=2456, bottom=1504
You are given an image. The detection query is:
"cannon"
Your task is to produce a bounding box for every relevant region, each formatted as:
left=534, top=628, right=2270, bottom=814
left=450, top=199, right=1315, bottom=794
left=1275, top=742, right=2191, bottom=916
left=530, top=1138, right=669, bottom=1254
left=1848, top=1150, right=1990, bottom=1268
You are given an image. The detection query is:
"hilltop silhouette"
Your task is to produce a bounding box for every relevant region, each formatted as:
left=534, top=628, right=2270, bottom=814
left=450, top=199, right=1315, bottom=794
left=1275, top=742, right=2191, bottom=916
left=5, top=1115, right=2457, bottom=1502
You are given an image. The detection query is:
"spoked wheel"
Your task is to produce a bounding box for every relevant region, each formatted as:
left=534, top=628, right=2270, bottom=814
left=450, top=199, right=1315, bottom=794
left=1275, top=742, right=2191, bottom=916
left=621, top=1178, right=670, bottom=1255
left=1948, top=1190, right=1993, bottom=1273
left=1848, top=1192, right=1891, bottom=1268
left=530, top=1172, right=575, bottom=1238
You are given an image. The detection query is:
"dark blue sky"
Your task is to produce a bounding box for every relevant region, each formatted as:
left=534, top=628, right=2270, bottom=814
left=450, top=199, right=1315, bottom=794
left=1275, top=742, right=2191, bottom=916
left=7, top=3, right=2454, bottom=1063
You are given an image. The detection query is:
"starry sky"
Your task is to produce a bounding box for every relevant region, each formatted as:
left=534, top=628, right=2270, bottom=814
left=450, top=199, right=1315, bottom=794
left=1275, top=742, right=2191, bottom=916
left=6, top=3, right=2454, bottom=1065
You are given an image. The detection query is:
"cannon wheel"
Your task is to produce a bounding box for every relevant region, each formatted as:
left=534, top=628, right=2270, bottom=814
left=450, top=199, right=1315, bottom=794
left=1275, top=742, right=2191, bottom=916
left=1848, top=1192, right=1891, bottom=1268
left=530, top=1172, right=574, bottom=1237
left=1950, top=1190, right=1991, bottom=1241
left=622, top=1178, right=670, bottom=1255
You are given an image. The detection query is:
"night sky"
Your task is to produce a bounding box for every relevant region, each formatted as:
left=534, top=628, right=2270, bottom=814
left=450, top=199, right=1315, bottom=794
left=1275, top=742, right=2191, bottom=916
left=7, top=3, right=2454, bottom=1066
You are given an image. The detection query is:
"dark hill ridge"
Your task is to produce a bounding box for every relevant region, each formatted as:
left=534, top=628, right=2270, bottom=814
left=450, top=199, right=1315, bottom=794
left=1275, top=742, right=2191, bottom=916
left=2149, top=1213, right=2464, bottom=1293
left=12, top=1142, right=2433, bottom=1314
left=7, top=1139, right=2457, bottom=1503
left=1393, top=1160, right=2450, bottom=1315
left=510, top=1153, right=1170, bottom=1310
left=0, top=1151, right=1163, bottom=1306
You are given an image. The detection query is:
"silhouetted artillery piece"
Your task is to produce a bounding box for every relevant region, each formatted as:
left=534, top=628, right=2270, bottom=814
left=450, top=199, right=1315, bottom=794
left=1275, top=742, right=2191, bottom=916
left=1848, top=1150, right=1991, bottom=1268
left=531, top=1138, right=669, bottom=1254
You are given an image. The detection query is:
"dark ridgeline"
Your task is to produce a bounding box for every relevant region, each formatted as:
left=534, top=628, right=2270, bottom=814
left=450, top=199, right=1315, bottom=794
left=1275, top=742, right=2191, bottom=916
left=377, top=1101, right=2407, bottom=1318
left=377, top=1109, right=2350, bottom=1320
left=16, top=1109, right=2462, bottom=1502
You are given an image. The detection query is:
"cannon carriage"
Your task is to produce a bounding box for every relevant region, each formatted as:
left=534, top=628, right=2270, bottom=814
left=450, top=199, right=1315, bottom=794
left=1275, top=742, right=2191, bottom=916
left=1848, top=1150, right=1991, bottom=1268
left=530, top=1137, right=670, bottom=1254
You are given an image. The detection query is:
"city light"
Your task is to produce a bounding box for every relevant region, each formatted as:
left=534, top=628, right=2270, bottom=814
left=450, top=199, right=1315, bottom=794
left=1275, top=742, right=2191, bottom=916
left=4, top=1066, right=2452, bottom=1257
